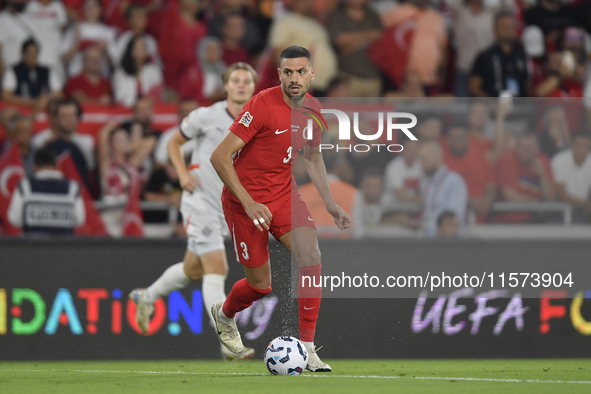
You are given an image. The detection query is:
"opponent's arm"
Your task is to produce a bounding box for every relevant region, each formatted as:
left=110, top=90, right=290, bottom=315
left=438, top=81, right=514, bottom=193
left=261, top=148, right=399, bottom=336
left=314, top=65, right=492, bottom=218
left=304, top=145, right=353, bottom=230
left=210, top=132, right=272, bottom=232
left=167, top=130, right=200, bottom=192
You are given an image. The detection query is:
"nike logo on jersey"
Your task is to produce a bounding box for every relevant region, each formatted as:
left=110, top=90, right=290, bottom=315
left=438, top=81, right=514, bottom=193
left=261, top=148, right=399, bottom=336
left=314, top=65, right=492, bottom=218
left=303, top=306, right=316, bottom=310
left=308, top=216, right=314, bottom=221
left=275, top=129, right=288, bottom=134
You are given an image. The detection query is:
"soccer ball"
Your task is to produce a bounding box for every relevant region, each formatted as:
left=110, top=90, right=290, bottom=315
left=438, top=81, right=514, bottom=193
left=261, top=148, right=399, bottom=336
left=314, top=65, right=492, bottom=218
left=264, top=336, right=308, bottom=375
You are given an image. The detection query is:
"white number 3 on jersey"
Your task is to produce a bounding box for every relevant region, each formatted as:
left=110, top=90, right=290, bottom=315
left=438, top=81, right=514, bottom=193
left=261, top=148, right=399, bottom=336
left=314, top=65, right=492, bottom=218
left=283, top=146, right=292, bottom=163
left=240, top=242, right=249, bottom=260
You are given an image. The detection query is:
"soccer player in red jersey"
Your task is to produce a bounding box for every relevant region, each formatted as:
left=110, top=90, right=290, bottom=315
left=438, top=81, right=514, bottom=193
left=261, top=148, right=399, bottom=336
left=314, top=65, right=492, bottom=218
left=210, top=46, right=353, bottom=372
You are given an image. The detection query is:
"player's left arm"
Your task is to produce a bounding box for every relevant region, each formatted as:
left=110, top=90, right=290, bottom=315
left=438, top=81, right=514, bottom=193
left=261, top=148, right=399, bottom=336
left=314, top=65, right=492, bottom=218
left=303, top=145, right=353, bottom=230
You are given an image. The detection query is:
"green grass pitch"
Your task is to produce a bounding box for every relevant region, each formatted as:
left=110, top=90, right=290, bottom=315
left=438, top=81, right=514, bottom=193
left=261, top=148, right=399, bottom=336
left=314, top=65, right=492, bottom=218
left=1, top=359, right=590, bottom=394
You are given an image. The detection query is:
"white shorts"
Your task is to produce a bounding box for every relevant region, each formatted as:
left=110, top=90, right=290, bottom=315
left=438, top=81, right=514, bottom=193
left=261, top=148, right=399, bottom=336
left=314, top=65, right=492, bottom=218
left=182, top=207, right=228, bottom=257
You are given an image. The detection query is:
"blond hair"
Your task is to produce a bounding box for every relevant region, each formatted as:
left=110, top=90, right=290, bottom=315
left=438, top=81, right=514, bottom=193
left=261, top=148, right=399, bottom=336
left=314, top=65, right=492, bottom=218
left=222, top=62, right=258, bottom=84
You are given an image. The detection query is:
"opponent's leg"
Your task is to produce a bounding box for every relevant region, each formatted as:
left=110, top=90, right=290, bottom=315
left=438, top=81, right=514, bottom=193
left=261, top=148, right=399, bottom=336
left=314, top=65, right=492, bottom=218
left=129, top=250, right=197, bottom=333
left=279, top=226, right=330, bottom=372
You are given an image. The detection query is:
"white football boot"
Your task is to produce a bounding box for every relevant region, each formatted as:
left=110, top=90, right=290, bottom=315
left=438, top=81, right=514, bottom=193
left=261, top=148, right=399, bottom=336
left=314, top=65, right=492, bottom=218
left=129, top=289, right=153, bottom=334
left=211, top=302, right=244, bottom=354
left=220, top=344, right=255, bottom=360
left=306, top=346, right=332, bottom=372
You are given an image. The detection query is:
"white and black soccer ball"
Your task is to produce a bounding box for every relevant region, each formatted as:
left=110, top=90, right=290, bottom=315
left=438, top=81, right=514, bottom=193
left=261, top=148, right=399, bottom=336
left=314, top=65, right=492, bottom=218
left=264, top=336, right=308, bottom=375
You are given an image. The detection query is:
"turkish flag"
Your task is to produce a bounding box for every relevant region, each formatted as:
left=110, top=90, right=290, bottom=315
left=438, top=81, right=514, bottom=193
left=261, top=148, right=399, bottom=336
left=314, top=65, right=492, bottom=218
left=57, top=152, right=109, bottom=237
left=122, top=173, right=144, bottom=237
left=0, top=143, right=25, bottom=235
left=368, top=21, right=416, bottom=88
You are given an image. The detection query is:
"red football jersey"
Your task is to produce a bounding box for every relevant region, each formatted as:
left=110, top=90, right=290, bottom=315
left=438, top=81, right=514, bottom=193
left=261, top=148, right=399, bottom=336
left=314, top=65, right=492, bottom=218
left=225, top=86, right=322, bottom=207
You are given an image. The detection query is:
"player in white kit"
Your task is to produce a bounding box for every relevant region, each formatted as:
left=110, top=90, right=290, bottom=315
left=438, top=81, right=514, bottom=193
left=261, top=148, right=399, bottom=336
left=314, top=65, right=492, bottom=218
left=129, top=63, right=257, bottom=359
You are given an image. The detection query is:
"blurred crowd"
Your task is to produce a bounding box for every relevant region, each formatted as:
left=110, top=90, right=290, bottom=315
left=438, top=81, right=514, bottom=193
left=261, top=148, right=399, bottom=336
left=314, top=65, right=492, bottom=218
left=1, top=0, right=591, bottom=238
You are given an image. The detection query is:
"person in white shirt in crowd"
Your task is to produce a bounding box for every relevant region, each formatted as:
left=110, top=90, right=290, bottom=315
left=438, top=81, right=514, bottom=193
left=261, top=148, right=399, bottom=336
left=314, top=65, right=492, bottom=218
left=112, top=35, right=164, bottom=106
left=383, top=139, right=423, bottom=204
left=551, top=130, right=591, bottom=222
left=2, top=39, right=62, bottom=114
left=353, top=168, right=386, bottom=238
left=0, top=0, right=33, bottom=75
left=198, top=37, right=227, bottom=104
left=61, top=0, right=117, bottom=78
left=111, top=5, right=161, bottom=67
left=24, top=0, right=67, bottom=74
left=419, top=140, right=468, bottom=238
left=153, top=99, right=200, bottom=166
left=31, top=98, right=95, bottom=173
left=8, top=146, right=86, bottom=235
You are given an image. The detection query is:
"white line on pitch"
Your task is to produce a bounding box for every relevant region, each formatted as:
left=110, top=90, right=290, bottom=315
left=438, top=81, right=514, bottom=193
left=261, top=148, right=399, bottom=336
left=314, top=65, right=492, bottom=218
left=1, top=369, right=590, bottom=384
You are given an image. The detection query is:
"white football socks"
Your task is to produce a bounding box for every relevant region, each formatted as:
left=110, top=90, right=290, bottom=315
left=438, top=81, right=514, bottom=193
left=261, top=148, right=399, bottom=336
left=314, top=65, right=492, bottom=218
left=202, top=274, right=227, bottom=325
left=302, top=341, right=315, bottom=351
left=145, top=262, right=191, bottom=304
left=218, top=301, right=232, bottom=324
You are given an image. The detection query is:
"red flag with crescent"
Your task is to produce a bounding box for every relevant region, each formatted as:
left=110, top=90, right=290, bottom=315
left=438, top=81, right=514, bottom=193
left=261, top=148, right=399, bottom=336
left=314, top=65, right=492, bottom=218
left=0, top=143, right=25, bottom=235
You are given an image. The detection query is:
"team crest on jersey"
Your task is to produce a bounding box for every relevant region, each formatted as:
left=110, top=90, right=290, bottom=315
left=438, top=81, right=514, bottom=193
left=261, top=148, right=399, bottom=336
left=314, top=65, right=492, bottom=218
left=239, top=112, right=253, bottom=127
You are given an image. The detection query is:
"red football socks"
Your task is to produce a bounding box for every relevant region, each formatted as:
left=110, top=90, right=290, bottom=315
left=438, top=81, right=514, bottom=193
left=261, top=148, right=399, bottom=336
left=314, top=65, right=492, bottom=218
left=222, top=278, right=271, bottom=318
left=298, top=264, right=322, bottom=343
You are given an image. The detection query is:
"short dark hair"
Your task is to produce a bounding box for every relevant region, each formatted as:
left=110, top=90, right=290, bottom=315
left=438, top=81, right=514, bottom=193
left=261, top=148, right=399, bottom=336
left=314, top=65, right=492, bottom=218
left=437, top=211, right=457, bottom=227
left=573, top=129, right=591, bottom=141
left=494, top=10, right=514, bottom=25
left=361, top=167, right=383, bottom=180
left=34, top=146, right=57, bottom=168
left=279, top=46, right=312, bottom=65
left=125, top=4, right=146, bottom=20
left=21, top=38, right=39, bottom=54
left=56, top=98, right=83, bottom=118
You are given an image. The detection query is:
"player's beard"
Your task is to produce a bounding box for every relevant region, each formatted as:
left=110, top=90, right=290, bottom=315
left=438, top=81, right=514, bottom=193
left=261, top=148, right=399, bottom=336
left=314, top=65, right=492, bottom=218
left=283, top=81, right=311, bottom=103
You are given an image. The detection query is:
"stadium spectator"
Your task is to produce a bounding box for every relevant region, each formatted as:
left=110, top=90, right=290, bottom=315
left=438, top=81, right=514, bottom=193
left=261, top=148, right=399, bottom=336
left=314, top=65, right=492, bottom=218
left=8, top=146, right=86, bottom=235
left=298, top=156, right=356, bottom=237
left=383, top=139, right=422, bottom=205
left=415, top=116, right=443, bottom=141
left=381, top=0, right=447, bottom=89
left=251, top=0, right=274, bottom=55
left=101, top=0, right=163, bottom=34
left=328, top=0, right=383, bottom=97
left=2, top=39, right=62, bottom=112
left=325, top=76, right=352, bottom=97
left=449, top=0, right=498, bottom=97
left=3, top=113, right=35, bottom=177
left=112, top=36, right=164, bottom=107
left=470, top=11, right=529, bottom=98
left=353, top=167, right=385, bottom=238
left=267, top=0, right=338, bottom=93
left=158, top=0, right=207, bottom=97
left=46, top=99, right=94, bottom=190
left=98, top=125, right=151, bottom=205
left=467, top=100, right=495, bottom=156
left=24, top=0, right=67, bottom=72
left=0, top=106, right=19, bottom=150
left=111, top=5, right=161, bottom=67
left=551, top=130, right=591, bottom=221
left=539, top=105, right=571, bottom=158
left=385, top=71, right=429, bottom=98
left=208, top=0, right=263, bottom=56
left=64, top=46, right=113, bottom=105
left=0, top=0, right=32, bottom=74
left=346, top=121, right=392, bottom=186
left=61, top=0, right=117, bottom=78
left=535, top=50, right=584, bottom=98
left=437, top=211, right=460, bottom=237
left=494, top=132, right=556, bottom=223
left=524, top=0, right=572, bottom=49
left=443, top=119, right=497, bottom=220
left=197, top=37, right=227, bottom=104
left=419, top=140, right=468, bottom=237
left=153, top=99, right=199, bottom=166
left=31, top=98, right=96, bottom=173
left=221, top=13, right=251, bottom=66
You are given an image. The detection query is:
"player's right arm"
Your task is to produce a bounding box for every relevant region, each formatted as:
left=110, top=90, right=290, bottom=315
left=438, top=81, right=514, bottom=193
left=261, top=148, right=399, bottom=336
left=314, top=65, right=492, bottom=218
left=169, top=109, right=203, bottom=192
left=167, top=130, right=200, bottom=192
left=210, top=132, right=272, bottom=232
